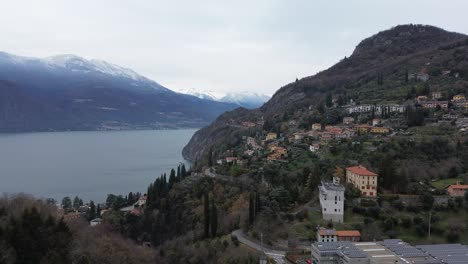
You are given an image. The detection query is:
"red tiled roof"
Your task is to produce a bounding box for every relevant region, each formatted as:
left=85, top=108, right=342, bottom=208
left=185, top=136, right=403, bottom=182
left=319, top=229, right=336, bottom=236
left=139, top=195, right=148, bottom=200
left=336, top=230, right=361, bottom=237
left=346, top=166, right=378, bottom=176
left=448, top=184, right=468, bottom=190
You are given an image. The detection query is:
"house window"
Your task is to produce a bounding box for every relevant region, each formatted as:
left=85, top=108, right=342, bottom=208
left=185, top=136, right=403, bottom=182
left=335, top=209, right=337, bottom=212
left=363, top=192, right=367, bottom=195
left=324, top=208, right=326, bottom=211
left=370, top=192, right=374, bottom=196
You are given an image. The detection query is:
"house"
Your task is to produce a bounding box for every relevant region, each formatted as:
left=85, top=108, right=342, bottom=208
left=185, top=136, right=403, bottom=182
left=266, top=132, right=277, bottom=141
left=421, top=101, right=448, bottom=109
left=63, top=212, right=83, bottom=222
left=447, top=184, right=468, bottom=197
left=416, top=95, right=428, bottom=104
left=320, top=132, right=332, bottom=144
left=90, top=218, right=102, bottom=227
left=309, top=143, right=320, bottom=153
left=311, top=123, right=322, bottom=131
left=372, top=118, right=381, bottom=126
left=134, top=195, right=147, bottom=207
left=336, top=230, right=361, bottom=242
left=343, top=117, right=355, bottom=125
left=241, top=121, right=256, bottom=127
left=370, top=127, right=390, bottom=134
left=316, top=228, right=337, bottom=243
left=244, top=149, right=254, bottom=156
left=355, top=124, right=373, bottom=134
left=346, top=104, right=374, bottom=114
left=453, top=100, right=468, bottom=108
left=294, top=132, right=306, bottom=141
left=452, top=94, right=466, bottom=101
left=346, top=165, right=378, bottom=197
left=225, top=157, right=238, bottom=164
left=442, top=114, right=458, bottom=120
left=431, top=91, right=442, bottom=100
left=417, top=72, right=430, bottom=82
left=319, top=177, right=345, bottom=223
left=316, top=228, right=361, bottom=242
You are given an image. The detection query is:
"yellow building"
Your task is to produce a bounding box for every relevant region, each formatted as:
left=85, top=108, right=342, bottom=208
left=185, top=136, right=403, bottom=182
left=370, top=127, right=390, bottom=134
left=311, top=123, right=322, bottom=131
left=453, top=94, right=466, bottom=101
left=355, top=125, right=372, bottom=134
left=266, top=132, right=277, bottom=141
left=346, top=166, right=378, bottom=197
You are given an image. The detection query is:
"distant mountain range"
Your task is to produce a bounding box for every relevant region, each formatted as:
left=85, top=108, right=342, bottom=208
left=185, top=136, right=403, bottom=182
left=0, top=52, right=239, bottom=132
left=178, top=89, right=270, bottom=109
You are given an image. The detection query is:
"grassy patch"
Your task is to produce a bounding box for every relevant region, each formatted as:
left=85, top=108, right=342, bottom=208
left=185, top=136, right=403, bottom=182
left=431, top=178, right=462, bottom=189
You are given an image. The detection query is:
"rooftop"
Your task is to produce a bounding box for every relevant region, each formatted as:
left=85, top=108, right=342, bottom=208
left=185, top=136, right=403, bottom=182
left=448, top=184, right=468, bottom=190
left=320, top=180, right=345, bottom=191
left=336, top=230, right=361, bottom=237
left=346, top=165, right=378, bottom=176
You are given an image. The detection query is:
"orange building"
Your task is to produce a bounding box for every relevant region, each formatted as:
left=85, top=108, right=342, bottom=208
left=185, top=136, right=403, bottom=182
left=447, top=184, right=468, bottom=197
left=336, top=230, right=361, bottom=242
left=346, top=165, right=378, bottom=197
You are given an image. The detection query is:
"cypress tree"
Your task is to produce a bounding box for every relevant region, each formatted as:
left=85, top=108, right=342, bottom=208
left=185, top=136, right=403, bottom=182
left=249, top=193, right=254, bottom=225
left=255, top=191, right=261, bottom=214
left=88, top=201, right=96, bottom=220
left=204, top=193, right=210, bottom=238
left=177, top=165, right=181, bottom=179
left=181, top=164, right=187, bottom=178
left=96, top=204, right=101, bottom=217
left=210, top=199, right=218, bottom=237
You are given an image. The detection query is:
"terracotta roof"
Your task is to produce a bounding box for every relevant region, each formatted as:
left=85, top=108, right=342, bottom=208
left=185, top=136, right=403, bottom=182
left=448, top=184, right=468, bottom=190
left=346, top=166, right=378, bottom=176
left=139, top=195, right=148, bottom=200
left=319, top=229, right=336, bottom=236
left=336, top=230, right=361, bottom=237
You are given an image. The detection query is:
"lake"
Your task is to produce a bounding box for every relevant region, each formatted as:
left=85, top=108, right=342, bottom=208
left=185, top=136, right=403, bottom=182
left=0, top=129, right=197, bottom=203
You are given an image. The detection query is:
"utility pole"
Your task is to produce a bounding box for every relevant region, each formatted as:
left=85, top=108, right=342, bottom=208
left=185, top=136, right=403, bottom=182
left=428, top=210, right=432, bottom=239
left=261, top=232, right=264, bottom=253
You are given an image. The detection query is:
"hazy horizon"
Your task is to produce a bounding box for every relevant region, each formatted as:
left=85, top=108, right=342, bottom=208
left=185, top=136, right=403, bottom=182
left=1, top=0, right=468, bottom=96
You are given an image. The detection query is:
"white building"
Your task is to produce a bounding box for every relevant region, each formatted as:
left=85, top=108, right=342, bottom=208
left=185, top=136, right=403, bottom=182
left=345, top=104, right=406, bottom=115
left=318, top=177, right=345, bottom=223
left=90, top=218, right=102, bottom=227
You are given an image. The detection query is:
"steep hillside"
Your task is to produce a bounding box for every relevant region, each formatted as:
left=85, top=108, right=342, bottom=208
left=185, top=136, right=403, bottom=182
left=0, top=52, right=237, bottom=132
left=183, top=24, right=468, bottom=162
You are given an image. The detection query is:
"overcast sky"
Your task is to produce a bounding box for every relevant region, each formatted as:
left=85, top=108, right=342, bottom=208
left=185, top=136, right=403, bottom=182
left=1, top=1, right=467, bottom=96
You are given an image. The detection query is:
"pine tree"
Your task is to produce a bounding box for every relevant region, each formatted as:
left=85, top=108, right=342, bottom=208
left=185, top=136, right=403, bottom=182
left=210, top=199, right=218, bottom=237
left=204, top=193, right=210, bottom=238
left=73, top=196, right=81, bottom=211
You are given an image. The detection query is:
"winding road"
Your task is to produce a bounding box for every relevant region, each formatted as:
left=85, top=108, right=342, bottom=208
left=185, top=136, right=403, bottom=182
left=232, top=229, right=287, bottom=264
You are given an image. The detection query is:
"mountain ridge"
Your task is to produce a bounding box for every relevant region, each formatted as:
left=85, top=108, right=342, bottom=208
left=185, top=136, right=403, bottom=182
left=0, top=51, right=238, bottom=132
left=183, top=24, right=468, bottom=162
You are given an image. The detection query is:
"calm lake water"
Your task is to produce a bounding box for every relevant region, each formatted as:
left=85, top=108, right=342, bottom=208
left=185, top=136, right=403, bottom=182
left=0, top=129, right=196, bottom=203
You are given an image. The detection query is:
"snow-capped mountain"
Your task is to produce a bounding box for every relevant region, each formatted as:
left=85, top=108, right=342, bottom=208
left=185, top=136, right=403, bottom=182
left=0, top=51, right=238, bottom=132
left=219, top=92, right=270, bottom=109
left=177, top=88, right=218, bottom=101
left=177, top=89, right=270, bottom=109
left=43, top=54, right=149, bottom=82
